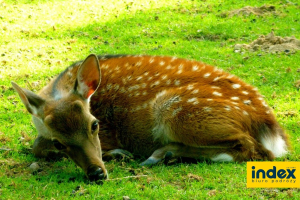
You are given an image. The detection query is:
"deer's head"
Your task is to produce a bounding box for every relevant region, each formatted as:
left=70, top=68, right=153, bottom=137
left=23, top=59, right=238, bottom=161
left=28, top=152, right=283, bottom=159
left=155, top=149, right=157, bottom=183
left=12, top=54, right=107, bottom=181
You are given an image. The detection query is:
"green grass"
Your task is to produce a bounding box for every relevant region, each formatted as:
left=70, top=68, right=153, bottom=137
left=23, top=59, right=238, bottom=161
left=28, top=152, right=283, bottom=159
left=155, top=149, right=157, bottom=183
left=1, top=0, right=300, bottom=199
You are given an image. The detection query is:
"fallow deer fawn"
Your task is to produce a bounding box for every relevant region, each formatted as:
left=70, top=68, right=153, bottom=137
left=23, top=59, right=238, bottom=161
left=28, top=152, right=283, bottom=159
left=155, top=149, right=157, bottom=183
left=12, top=54, right=289, bottom=181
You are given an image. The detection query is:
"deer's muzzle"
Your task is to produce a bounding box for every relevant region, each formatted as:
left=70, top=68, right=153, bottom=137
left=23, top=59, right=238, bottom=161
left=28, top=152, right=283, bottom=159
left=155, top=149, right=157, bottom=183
left=87, top=165, right=107, bottom=181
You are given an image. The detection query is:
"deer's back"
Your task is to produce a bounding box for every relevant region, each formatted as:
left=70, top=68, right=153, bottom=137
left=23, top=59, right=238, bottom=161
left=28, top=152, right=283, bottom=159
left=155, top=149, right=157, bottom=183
left=44, top=55, right=279, bottom=156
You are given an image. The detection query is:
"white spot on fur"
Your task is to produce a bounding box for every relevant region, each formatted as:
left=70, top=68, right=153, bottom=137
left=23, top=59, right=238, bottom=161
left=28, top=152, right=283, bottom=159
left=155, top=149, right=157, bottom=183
left=203, top=107, right=212, bottom=112
left=211, top=86, right=220, bottom=89
left=176, top=64, right=184, bottom=74
left=134, top=105, right=141, bottom=111
left=136, top=61, right=142, bottom=66
left=211, top=153, right=233, bottom=162
left=243, top=110, right=249, bottom=115
left=159, top=61, right=165, bottom=66
left=156, top=90, right=167, bottom=98
left=171, top=57, right=177, bottom=62
left=213, top=77, right=220, bottom=82
left=187, top=84, right=194, bottom=90
left=172, top=107, right=182, bottom=116
left=174, top=80, right=180, bottom=86
left=155, top=93, right=182, bottom=107
left=262, top=101, right=268, bottom=108
left=213, top=91, right=222, bottom=96
left=120, top=87, right=126, bottom=93
left=224, top=106, right=231, bottom=111
left=142, top=102, right=148, bottom=109
left=231, top=102, right=238, bottom=105
left=101, top=64, right=109, bottom=69
left=142, top=91, right=147, bottom=96
left=106, top=83, right=113, bottom=90
left=242, top=91, right=249, bottom=95
left=122, top=78, right=127, bottom=85
left=192, top=65, right=199, bottom=71
left=207, top=99, right=213, bottom=101
left=260, top=134, right=287, bottom=157
left=151, top=80, right=160, bottom=87
left=144, top=72, right=149, bottom=76
left=166, top=65, right=172, bottom=70
left=231, top=97, right=239, bottom=101
left=127, top=75, right=132, bottom=81
left=192, top=89, right=199, bottom=94
left=128, top=85, right=140, bottom=91
left=149, top=57, right=155, bottom=63
left=187, top=97, right=199, bottom=105
left=234, top=106, right=240, bottom=110
left=161, top=75, right=168, bottom=80
left=243, top=100, right=251, bottom=105
left=147, top=77, right=153, bottom=81
left=204, top=73, right=211, bottom=78
left=67, top=71, right=73, bottom=77
left=136, top=76, right=143, bottom=81
left=214, top=68, right=223, bottom=73
left=114, top=84, right=120, bottom=90
left=141, top=83, right=147, bottom=88
left=232, top=84, right=241, bottom=89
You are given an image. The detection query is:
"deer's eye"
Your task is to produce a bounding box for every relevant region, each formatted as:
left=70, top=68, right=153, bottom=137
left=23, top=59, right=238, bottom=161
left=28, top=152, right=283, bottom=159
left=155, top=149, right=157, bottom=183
left=91, top=120, right=99, bottom=132
left=53, top=139, right=66, bottom=150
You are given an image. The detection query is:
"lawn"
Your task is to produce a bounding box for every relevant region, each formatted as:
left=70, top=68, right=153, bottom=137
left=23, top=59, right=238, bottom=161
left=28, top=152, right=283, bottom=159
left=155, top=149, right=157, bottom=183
left=0, top=0, right=300, bottom=199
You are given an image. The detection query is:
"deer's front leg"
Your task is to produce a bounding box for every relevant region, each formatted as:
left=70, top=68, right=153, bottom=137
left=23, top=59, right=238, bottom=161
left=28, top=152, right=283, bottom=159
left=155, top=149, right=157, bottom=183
left=102, top=149, right=133, bottom=161
left=32, top=135, right=65, bottom=160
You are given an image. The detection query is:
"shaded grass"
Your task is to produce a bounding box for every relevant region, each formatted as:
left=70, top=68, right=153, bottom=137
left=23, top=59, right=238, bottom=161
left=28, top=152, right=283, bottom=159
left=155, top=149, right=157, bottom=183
left=1, top=0, right=300, bottom=199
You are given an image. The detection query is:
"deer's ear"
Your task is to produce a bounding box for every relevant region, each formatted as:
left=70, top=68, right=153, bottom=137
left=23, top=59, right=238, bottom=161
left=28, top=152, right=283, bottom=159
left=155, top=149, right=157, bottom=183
left=11, top=82, right=45, bottom=118
left=75, top=54, right=101, bottom=100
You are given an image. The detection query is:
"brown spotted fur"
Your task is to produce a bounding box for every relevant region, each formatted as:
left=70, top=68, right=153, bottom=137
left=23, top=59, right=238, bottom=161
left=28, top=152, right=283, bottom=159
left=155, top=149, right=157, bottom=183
left=13, top=54, right=290, bottom=179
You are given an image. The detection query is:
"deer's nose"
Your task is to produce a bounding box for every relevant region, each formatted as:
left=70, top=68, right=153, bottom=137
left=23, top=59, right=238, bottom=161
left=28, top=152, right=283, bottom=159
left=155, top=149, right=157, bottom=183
left=87, top=167, right=107, bottom=181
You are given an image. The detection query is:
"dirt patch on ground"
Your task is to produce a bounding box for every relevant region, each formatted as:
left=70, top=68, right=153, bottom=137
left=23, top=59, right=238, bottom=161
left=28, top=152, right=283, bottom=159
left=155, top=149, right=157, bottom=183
left=234, top=32, right=300, bottom=53
left=229, top=5, right=276, bottom=17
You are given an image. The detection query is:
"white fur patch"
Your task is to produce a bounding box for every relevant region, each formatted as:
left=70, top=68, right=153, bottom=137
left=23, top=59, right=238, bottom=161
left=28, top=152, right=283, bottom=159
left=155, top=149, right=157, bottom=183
left=187, top=84, right=194, bottom=90
left=203, top=107, right=212, bottom=112
left=152, top=121, right=174, bottom=144
left=187, top=97, right=199, bottom=105
left=204, top=73, right=211, bottom=78
left=213, top=91, right=222, bottom=96
left=232, top=84, right=241, bottom=89
left=192, top=65, right=199, bottom=71
left=231, top=97, right=240, bottom=100
left=260, top=134, right=288, bottom=158
left=155, top=90, right=167, bottom=98
left=211, top=153, right=233, bottom=162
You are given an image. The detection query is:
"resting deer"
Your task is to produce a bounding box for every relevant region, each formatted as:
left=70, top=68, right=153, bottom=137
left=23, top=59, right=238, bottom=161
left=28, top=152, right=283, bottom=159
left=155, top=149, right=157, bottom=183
left=12, top=54, right=289, bottom=181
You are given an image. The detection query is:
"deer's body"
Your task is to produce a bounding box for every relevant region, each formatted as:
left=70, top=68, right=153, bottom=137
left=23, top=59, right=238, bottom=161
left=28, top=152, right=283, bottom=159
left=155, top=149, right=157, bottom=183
left=12, top=54, right=289, bottom=181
